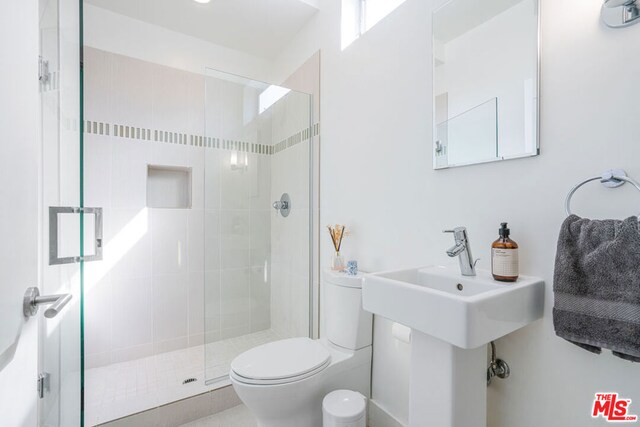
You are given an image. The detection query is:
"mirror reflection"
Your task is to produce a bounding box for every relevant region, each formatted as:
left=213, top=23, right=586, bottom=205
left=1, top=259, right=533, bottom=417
left=433, top=0, right=539, bottom=169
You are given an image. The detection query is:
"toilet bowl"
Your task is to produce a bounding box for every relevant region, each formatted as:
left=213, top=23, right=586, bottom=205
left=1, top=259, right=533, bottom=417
left=230, top=271, right=373, bottom=427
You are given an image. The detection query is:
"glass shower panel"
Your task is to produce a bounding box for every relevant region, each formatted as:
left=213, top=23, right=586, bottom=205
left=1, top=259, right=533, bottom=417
left=82, top=45, right=209, bottom=424
left=39, top=0, right=83, bottom=425
left=203, top=69, right=313, bottom=383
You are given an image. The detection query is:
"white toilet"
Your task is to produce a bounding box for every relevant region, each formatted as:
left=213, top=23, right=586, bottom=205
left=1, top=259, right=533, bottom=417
left=230, top=270, right=373, bottom=427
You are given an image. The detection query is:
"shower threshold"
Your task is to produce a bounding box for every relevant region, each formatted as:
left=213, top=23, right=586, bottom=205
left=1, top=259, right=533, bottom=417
left=84, top=329, right=281, bottom=426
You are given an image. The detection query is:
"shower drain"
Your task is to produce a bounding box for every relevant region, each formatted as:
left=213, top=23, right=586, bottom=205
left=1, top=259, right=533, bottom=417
left=182, top=378, right=197, bottom=385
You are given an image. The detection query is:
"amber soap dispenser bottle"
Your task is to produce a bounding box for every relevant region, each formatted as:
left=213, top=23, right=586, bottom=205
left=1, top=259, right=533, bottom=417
left=491, top=223, right=519, bottom=282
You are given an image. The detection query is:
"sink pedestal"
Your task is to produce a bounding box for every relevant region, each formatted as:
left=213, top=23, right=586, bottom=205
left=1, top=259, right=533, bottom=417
left=409, top=331, right=486, bottom=427
left=362, top=266, right=544, bottom=427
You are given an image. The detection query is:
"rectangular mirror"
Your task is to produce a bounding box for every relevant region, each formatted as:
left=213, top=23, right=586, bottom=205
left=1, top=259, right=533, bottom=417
left=433, top=0, right=539, bottom=169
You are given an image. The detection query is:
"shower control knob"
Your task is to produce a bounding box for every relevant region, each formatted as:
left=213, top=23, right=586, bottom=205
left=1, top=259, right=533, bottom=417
left=272, top=193, right=291, bottom=217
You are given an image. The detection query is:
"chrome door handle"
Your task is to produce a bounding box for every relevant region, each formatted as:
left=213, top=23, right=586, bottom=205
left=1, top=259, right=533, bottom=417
left=23, top=287, right=72, bottom=318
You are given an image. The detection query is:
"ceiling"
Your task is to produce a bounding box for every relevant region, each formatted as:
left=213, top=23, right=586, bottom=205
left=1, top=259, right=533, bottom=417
left=433, top=0, right=530, bottom=43
left=84, top=0, right=319, bottom=59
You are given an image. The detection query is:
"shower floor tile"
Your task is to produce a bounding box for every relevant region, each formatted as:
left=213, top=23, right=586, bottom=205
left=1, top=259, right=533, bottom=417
left=85, top=330, right=281, bottom=426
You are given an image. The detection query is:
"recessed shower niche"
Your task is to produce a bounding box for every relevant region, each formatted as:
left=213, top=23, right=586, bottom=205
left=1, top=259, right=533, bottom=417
left=146, top=165, right=193, bottom=209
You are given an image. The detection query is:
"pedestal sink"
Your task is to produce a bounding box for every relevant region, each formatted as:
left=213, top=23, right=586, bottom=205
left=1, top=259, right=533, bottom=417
left=362, top=265, right=544, bottom=427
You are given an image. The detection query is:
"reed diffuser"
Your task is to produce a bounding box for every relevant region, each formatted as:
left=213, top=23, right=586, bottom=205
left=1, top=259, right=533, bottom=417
left=327, top=224, right=347, bottom=271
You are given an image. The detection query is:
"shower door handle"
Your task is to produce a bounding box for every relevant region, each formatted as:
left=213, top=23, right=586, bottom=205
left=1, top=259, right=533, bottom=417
left=23, top=287, right=72, bottom=318
left=49, top=206, right=103, bottom=265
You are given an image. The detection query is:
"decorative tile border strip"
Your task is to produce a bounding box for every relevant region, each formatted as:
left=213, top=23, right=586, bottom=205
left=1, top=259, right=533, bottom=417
left=273, top=123, right=320, bottom=154
left=85, top=120, right=319, bottom=156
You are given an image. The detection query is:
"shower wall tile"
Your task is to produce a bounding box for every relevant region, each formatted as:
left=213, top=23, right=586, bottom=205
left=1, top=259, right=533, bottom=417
left=269, top=89, right=313, bottom=340
left=83, top=47, right=112, bottom=121
left=154, top=337, right=189, bottom=355
left=253, top=155, right=272, bottom=208
left=111, top=276, right=153, bottom=352
left=107, top=208, right=152, bottom=282
left=152, top=65, right=190, bottom=133
left=204, top=150, right=221, bottom=210
left=111, top=138, right=152, bottom=209
left=250, top=267, right=271, bottom=333
left=250, top=210, right=271, bottom=267
left=150, top=140, right=196, bottom=171
left=220, top=268, right=251, bottom=338
left=204, top=210, right=221, bottom=271
left=220, top=210, right=251, bottom=269
left=151, top=209, right=189, bottom=276
left=219, top=81, right=245, bottom=141
left=186, top=72, right=206, bottom=136
left=152, top=273, right=189, bottom=344
left=190, top=151, right=206, bottom=211
left=111, top=343, right=155, bottom=365
left=188, top=271, right=205, bottom=338
left=84, top=266, right=112, bottom=363
left=187, top=209, right=205, bottom=273
left=220, top=151, right=251, bottom=210
left=84, top=134, right=112, bottom=209
left=112, top=54, right=154, bottom=129
left=204, top=77, right=223, bottom=141
left=204, top=270, right=221, bottom=340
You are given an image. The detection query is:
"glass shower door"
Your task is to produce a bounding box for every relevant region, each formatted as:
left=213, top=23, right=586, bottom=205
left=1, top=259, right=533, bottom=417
left=203, top=69, right=313, bottom=384
left=39, top=0, right=83, bottom=425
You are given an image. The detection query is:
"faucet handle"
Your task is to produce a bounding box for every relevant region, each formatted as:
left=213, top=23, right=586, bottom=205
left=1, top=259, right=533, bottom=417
left=443, top=227, right=468, bottom=239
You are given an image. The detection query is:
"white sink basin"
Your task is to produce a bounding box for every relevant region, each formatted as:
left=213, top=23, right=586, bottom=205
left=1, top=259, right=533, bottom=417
left=362, top=265, right=544, bottom=349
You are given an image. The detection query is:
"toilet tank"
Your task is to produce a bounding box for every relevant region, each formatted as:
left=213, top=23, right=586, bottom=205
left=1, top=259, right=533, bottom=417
left=323, top=270, right=373, bottom=350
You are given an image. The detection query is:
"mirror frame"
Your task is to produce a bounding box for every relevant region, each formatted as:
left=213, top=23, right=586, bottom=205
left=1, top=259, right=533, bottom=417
left=432, top=0, right=541, bottom=170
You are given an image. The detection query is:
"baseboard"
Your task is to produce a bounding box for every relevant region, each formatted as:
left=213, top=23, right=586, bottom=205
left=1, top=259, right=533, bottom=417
left=368, top=399, right=406, bottom=427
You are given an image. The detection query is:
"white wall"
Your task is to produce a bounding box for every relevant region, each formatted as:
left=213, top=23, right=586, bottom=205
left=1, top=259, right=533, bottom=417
left=84, top=4, right=273, bottom=82
left=0, top=0, right=40, bottom=426
left=272, top=0, right=640, bottom=425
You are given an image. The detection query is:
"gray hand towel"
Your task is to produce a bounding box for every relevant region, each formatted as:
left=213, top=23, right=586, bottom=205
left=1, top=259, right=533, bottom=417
left=553, top=214, right=640, bottom=362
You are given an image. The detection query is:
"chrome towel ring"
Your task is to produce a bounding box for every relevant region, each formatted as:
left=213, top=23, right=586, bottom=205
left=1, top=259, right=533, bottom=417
left=565, top=169, right=640, bottom=216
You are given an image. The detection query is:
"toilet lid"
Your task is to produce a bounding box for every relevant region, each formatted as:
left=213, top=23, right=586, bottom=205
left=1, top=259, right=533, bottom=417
left=231, top=337, right=331, bottom=382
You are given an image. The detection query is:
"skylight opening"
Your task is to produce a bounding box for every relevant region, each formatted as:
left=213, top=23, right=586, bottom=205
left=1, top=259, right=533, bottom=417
left=259, top=85, right=291, bottom=114
left=341, top=0, right=407, bottom=50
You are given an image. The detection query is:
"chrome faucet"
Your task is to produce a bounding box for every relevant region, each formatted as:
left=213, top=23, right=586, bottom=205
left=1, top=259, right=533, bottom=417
left=444, top=227, right=477, bottom=276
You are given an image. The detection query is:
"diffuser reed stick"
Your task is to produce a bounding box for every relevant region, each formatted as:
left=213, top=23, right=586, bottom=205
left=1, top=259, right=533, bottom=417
left=327, top=224, right=347, bottom=270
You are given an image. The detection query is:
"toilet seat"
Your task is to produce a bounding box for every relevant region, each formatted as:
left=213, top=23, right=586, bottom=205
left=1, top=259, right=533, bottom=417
left=230, top=337, right=331, bottom=386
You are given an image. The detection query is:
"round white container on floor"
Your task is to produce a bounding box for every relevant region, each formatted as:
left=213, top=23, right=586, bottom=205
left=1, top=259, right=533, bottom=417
left=322, top=389, right=367, bottom=427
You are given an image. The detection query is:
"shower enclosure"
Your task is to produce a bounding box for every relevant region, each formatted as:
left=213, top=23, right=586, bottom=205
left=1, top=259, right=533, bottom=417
left=81, top=52, right=315, bottom=425
left=35, top=2, right=316, bottom=424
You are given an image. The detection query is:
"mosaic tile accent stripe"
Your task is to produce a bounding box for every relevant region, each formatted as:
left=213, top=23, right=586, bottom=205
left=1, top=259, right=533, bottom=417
left=84, top=119, right=319, bottom=156
left=273, top=122, right=321, bottom=154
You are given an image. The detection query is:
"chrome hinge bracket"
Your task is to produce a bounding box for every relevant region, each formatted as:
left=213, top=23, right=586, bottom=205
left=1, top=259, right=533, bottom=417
left=39, top=56, right=50, bottom=84
left=38, top=372, right=50, bottom=399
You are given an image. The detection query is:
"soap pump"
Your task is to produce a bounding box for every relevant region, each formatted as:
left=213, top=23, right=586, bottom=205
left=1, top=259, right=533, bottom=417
left=491, top=223, right=519, bottom=282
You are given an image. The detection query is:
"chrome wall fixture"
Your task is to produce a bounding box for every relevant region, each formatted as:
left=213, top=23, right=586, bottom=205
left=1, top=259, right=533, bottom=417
left=272, top=193, right=291, bottom=217
left=23, top=287, right=72, bottom=319
left=565, top=169, right=640, bottom=216
left=487, top=341, right=510, bottom=386
left=444, top=227, right=477, bottom=277
left=602, top=0, right=640, bottom=28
